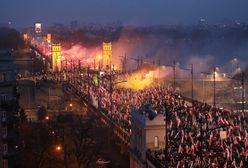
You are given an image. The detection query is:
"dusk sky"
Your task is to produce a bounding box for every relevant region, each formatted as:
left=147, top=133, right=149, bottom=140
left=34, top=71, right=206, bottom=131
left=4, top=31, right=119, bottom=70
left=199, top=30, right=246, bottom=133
left=1, top=0, right=248, bottom=28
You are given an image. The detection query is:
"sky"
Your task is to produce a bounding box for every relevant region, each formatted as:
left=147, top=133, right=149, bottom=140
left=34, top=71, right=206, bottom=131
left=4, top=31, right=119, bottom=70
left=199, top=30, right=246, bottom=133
left=1, top=0, right=248, bottom=28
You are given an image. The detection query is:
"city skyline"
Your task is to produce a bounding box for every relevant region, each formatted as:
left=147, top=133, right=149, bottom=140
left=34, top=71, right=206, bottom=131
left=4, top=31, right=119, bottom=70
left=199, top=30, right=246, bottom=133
left=1, top=0, right=248, bottom=28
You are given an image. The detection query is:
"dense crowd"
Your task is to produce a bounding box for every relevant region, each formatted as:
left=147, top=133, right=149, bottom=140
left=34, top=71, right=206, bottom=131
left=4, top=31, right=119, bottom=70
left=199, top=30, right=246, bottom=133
left=68, top=70, right=247, bottom=167
left=150, top=96, right=247, bottom=167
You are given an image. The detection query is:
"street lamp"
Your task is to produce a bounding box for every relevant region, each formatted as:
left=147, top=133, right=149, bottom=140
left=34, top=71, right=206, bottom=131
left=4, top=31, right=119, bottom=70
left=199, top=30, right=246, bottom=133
left=231, top=58, right=238, bottom=76
left=199, top=111, right=231, bottom=168
left=55, top=145, right=62, bottom=152
left=201, top=67, right=216, bottom=107
left=228, top=72, right=246, bottom=113
left=161, top=61, right=176, bottom=92
left=97, top=54, right=102, bottom=110
left=181, top=64, right=194, bottom=102
left=164, top=103, right=169, bottom=168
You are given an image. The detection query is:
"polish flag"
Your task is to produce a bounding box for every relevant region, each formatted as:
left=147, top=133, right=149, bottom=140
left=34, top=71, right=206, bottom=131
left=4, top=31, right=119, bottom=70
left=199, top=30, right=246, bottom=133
left=178, top=144, right=182, bottom=153
left=209, top=132, right=213, bottom=146
left=239, top=160, right=243, bottom=168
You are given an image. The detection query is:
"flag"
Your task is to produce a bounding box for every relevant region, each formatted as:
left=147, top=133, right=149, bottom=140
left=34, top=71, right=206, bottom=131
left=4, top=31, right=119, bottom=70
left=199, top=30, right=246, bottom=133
left=191, top=145, right=195, bottom=155
left=226, top=148, right=230, bottom=160
left=186, top=145, right=190, bottom=153
left=223, top=162, right=227, bottom=168
left=178, top=144, right=182, bottom=153
left=190, top=161, right=193, bottom=168
left=189, top=132, right=194, bottom=144
left=209, top=132, right=213, bottom=146
left=181, top=130, right=184, bottom=144
left=239, top=160, right=243, bottom=168
left=176, top=161, right=180, bottom=168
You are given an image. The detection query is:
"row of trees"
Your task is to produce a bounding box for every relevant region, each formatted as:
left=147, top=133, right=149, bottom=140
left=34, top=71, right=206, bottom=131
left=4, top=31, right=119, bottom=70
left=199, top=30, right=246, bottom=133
left=17, top=109, right=104, bottom=168
left=0, top=27, right=25, bottom=49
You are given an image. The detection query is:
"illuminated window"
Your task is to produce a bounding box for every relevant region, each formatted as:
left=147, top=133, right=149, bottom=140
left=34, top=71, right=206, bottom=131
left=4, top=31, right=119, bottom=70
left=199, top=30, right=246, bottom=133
left=154, top=136, right=159, bottom=148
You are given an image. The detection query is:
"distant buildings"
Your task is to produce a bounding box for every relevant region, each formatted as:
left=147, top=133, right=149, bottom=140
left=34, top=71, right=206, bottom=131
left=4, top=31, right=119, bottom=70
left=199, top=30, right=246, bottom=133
left=0, top=50, right=19, bottom=168
left=130, top=105, right=165, bottom=168
left=70, top=20, right=78, bottom=31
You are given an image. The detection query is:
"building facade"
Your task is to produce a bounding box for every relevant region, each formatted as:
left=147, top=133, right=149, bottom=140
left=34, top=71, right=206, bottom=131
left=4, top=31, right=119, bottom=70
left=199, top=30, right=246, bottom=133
left=130, top=105, right=165, bottom=168
left=0, top=50, right=19, bottom=168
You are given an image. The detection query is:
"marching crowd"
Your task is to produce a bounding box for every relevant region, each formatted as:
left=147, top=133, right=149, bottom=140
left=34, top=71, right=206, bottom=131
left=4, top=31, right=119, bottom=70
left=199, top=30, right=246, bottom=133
left=68, top=70, right=247, bottom=167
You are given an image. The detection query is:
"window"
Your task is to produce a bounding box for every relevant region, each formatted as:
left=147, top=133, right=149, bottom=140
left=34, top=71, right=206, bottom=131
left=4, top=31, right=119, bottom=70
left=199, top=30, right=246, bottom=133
left=0, top=73, right=3, bottom=82
left=1, top=94, right=7, bottom=104
left=154, top=136, right=159, bottom=148
left=3, top=144, right=8, bottom=154
left=3, top=127, right=7, bottom=137
left=2, top=110, right=6, bottom=118
left=3, top=73, right=7, bottom=82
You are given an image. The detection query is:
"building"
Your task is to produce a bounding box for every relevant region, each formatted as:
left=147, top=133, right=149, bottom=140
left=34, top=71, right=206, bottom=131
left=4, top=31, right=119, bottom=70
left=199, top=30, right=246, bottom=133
left=130, top=104, right=165, bottom=168
left=102, top=42, right=112, bottom=69
left=70, top=20, right=78, bottom=31
left=52, top=44, right=61, bottom=72
left=0, top=50, right=19, bottom=168
left=35, top=22, right=41, bottom=34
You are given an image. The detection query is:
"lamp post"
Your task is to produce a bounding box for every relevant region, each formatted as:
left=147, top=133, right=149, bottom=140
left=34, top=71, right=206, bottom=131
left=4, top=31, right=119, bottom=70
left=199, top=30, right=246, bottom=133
left=213, top=67, right=216, bottom=107
left=173, top=61, right=176, bottom=92
left=87, top=66, right=90, bottom=106
left=164, top=103, right=169, bottom=168
left=160, top=61, right=176, bottom=92
left=228, top=72, right=246, bottom=113
left=108, top=69, right=127, bottom=118
left=201, top=67, right=216, bottom=107
left=231, top=58, right=238, bottom=76
left=181, top=64, right=194, bottom=102
left=199, top=111, right=231, bottom=168
left=241, top=72, right=245, bottom=113
left=158, top=59, right=161, bottom=80
left=97, top=54, right=102, bottom=111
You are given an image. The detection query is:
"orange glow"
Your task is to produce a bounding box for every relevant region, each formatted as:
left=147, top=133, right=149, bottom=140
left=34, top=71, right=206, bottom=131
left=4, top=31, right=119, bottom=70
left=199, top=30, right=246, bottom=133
left=23, top=33, right=28, bottom=41
left=97, top=54, right=102, bottom=60
left=55, top=145, right=62, bottom=151
left=47, top=33, right=51, bottom=44
left=118, top=70, right=154, bottom=90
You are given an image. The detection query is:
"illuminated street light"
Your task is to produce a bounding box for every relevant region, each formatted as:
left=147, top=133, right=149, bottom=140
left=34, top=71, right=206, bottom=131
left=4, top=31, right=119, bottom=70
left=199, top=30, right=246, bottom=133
left=55, top=145, right=62, bottom=152
left=69, top=103, right=73, bottom=107
left=201, top=67, right=216, bottom=107
left=45, top=116, right=49, bottom=120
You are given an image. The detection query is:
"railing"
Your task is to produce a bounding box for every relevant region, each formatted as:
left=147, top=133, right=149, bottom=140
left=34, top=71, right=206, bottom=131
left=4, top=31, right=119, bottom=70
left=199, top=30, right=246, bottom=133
left=64, top=81, right=131, bottom=147
left=146, top=150, right=164, bottom=168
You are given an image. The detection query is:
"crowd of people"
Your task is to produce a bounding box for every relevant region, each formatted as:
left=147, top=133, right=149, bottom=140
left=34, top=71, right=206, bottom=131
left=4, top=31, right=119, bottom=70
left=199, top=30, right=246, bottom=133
left=66, top=69, right=247, bottom=167
left=150, top=95, right=247, bottom=167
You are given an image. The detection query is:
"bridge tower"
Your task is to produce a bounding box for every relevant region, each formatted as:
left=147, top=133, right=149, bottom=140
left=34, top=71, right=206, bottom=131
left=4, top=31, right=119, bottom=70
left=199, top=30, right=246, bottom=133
left=52, top=44, right=61, bottom=72
left=102, top=42, right=112, bottom=69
